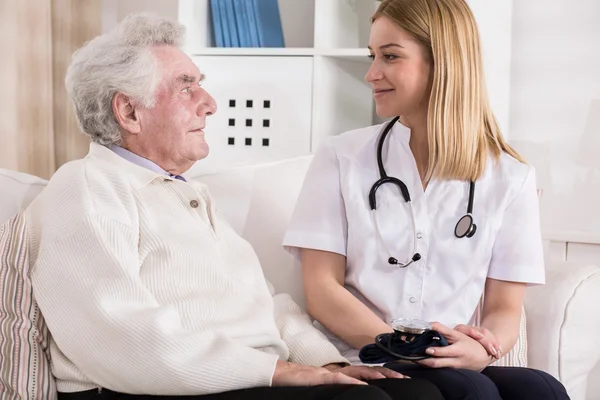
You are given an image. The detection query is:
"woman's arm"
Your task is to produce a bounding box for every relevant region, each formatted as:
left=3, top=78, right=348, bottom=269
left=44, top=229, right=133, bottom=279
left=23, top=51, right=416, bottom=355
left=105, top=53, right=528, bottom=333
left=479, top=166, right=543, bottom=357
left=480, top=278, right=526, bottom=357
left=301, top=248, right=393, bottom=349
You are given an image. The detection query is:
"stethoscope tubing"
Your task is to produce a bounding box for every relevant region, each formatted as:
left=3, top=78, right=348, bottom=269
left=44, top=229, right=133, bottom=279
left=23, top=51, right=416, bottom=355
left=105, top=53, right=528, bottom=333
left=369, top=117, right=477, bottom=267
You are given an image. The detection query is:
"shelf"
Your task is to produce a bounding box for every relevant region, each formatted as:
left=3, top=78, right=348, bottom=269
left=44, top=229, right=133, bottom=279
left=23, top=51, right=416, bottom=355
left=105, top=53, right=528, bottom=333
left=543, top=230, right=600, bottom=245
left=189, top=47, right=370, bottom=59
left=190, top=47, right=313, bottom=56
left=317, top=48, right=370, bottom=59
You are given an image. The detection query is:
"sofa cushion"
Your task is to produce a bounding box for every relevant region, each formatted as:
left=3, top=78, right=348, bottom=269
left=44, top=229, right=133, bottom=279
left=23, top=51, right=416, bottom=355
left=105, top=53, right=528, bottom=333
left=191, top=156, right=313, bottom=308
left=0, top=169, right=47, bottom=224
left=0, top=213, right=57, bottom=399
left=525, top=261, right=600, bottom=399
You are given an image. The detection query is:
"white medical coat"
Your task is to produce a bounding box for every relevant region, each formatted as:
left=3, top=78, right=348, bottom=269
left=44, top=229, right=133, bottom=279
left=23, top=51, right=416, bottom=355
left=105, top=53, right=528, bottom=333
left=283, top=121, right=545, bottom=361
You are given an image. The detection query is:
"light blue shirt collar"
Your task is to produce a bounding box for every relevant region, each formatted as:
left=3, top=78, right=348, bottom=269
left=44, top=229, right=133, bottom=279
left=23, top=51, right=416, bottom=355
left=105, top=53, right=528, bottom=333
left=109, top=145, right=186, bottom=181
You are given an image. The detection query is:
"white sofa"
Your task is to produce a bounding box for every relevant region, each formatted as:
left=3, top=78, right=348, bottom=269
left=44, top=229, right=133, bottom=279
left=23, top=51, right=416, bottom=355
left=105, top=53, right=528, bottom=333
left=1, top=157, right=600, bottom=400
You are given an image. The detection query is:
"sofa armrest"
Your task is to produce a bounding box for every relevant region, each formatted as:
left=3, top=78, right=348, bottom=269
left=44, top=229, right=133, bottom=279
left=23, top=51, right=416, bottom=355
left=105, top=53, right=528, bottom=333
left=524, top=261, right=600, bottom=400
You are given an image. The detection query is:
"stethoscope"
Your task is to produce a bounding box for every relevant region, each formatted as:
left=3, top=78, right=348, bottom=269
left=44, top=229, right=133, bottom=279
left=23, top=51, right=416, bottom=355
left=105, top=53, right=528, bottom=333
left=368, top=117, right=477, bottom=268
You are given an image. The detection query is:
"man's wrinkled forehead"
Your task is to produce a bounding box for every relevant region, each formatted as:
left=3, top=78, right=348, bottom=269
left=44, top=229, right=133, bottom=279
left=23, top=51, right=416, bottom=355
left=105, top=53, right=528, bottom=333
left=152, top=45, right=204, bottom=86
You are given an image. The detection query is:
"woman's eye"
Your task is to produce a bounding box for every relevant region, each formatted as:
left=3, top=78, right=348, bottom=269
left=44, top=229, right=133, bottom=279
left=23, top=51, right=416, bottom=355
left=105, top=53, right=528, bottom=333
left=367, top=54, right=398, bottom=61
left=182, top=87, right=191, bottom=93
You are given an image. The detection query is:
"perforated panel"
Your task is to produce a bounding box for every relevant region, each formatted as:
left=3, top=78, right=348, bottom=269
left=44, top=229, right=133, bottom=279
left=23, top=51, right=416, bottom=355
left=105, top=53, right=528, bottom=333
left=190, top=56, right=314, bottom=173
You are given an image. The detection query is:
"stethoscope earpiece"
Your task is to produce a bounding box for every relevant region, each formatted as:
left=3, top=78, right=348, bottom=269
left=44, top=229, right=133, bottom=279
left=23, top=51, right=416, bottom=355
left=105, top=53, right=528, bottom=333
left=388, top=253, right=421, bottom=265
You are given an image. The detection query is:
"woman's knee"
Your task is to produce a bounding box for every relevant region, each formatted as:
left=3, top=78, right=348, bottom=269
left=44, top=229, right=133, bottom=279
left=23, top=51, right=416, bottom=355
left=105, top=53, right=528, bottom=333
left=383, top=364, right=501, bottom=400
left=442, top=369, right=501, bottom=400
left=411, top=379, right=445, bottom=400
left=368, top=378, right=444, bottom=400
left=482, top=366, right=570, bottom=399
left=344, top=385, right=394, bottom=400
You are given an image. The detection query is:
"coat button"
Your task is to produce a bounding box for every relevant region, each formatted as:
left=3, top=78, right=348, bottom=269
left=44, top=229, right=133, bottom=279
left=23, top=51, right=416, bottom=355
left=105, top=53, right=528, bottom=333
left=416, top=232, right=423, bottom=239
left=409, top=297, right=416, bottom=303
left=190, top=200, right=199, bottom=208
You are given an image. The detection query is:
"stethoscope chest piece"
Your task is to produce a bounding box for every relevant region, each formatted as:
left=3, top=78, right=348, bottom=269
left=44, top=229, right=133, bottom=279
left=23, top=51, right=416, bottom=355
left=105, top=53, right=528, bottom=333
left=454, top=214, right=477, bottom=238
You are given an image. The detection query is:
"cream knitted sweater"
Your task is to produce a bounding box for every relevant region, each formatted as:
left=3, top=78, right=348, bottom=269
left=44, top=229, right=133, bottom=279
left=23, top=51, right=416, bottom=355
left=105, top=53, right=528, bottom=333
left=25, top=143, right=347, bottom=395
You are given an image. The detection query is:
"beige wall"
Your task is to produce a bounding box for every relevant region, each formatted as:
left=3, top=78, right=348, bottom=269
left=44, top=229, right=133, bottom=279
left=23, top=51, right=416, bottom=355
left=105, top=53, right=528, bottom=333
left=0, top=0, right=100, bottom=180
left=52, top=0, right=101, bottom=169
left=0, top=0, right=55, bottom=179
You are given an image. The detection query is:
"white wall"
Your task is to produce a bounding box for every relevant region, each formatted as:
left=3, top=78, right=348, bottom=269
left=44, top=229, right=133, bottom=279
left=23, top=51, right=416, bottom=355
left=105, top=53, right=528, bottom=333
left=509, top=0, right=600, bottom=240
left=468, top=0, right=513, bottom=138
left=508, top=2, right=600, bottom=396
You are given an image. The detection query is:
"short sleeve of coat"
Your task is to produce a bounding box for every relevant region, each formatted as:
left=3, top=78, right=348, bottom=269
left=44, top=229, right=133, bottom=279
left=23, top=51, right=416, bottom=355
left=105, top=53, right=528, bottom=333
left=487, top=166, right=545, bottom=285
left=282, top=139, right=348, bottom=260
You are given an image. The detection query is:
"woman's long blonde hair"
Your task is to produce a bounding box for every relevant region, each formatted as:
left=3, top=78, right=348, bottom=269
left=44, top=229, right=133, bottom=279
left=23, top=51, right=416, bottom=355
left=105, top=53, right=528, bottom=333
left=373, top=0, right=524, bottom=182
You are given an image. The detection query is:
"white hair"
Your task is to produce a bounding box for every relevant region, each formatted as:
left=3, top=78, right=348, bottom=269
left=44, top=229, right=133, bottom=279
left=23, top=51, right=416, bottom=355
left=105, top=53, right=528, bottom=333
left=65, top=13, right=185, bottom=146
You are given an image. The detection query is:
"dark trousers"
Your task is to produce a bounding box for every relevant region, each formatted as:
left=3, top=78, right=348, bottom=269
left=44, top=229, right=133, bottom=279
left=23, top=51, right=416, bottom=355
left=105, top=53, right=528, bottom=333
left=384, top=363, right=570, bottom=400
left=57, top=379, right=444, bottom=400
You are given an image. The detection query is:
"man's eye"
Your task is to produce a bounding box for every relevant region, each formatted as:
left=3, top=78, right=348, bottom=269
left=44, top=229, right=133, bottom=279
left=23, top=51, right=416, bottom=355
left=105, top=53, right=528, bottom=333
left=182, top=87, right=191, bottom=93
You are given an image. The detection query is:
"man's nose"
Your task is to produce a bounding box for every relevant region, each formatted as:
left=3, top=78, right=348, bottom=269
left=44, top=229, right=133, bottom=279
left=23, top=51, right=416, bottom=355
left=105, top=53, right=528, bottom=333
left=197, top=89, right=217, bottom=116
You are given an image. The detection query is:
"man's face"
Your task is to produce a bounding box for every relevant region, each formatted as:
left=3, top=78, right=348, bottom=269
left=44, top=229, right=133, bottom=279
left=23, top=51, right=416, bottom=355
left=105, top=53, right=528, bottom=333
left=135, top=46, right=217, bottom=173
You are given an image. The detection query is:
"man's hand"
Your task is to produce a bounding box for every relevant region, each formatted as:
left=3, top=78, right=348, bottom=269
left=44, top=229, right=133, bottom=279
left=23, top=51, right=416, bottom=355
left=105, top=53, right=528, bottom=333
left=454, top=324, right=502, bottom=359
left=323, top=364, right=408, bottom=380
left=415, top=322, right=494, bottom=371
left=271, top=361, right=367, bottom=386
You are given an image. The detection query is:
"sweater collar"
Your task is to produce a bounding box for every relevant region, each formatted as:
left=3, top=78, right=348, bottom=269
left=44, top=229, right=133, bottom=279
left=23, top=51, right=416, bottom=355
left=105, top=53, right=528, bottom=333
left=109, top=145, right=171, bottom=177
left=86, top=142, right=183, bottom=189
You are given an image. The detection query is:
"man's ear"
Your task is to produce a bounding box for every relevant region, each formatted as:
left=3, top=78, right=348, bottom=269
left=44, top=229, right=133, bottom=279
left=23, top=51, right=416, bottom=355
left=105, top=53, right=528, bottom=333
left=112, top=93, right=141, bottom=134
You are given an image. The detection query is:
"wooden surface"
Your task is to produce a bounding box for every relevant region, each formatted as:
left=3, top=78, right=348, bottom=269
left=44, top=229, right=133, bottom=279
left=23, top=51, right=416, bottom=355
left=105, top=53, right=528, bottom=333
left=51, top=0, right=101, bottom=170
left=0, top=0, right=100, bottom=179
left=0, top=0, right=55, bottom=179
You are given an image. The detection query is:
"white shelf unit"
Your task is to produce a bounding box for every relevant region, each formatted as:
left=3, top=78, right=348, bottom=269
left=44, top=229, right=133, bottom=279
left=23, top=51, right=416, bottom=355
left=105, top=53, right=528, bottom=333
left=178, top=0, right=379, bottom=53
left=179, top=0, right=379, bottom=174
left=182, top=47, right=370, bottom=58
left=173, top=0, right=513, bottom=174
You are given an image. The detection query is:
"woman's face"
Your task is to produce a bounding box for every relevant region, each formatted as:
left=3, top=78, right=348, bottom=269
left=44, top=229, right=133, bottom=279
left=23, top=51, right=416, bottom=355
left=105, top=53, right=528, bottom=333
left=366, top=16, right=433, bottom=119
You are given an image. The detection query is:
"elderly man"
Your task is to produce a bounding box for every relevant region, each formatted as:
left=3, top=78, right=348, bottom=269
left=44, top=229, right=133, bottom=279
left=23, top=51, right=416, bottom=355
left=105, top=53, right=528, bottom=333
left=23, top=13, right=442, bottom=400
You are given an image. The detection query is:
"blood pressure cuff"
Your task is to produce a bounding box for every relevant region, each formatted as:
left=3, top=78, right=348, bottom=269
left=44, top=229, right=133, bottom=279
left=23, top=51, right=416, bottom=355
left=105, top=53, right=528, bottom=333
left=358, top=330, right=449, bottom=364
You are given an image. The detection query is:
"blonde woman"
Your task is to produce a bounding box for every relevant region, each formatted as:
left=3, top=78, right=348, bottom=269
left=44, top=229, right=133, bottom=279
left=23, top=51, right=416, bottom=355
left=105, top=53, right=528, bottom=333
left=283, top=0, right=569, bottom=399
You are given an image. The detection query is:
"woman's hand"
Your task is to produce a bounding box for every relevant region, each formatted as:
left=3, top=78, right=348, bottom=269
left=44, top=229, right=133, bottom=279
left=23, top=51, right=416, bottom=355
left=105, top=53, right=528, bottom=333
left=415, top=322, right=494, bottom=371
left=454, top=324, right=502, bottom=359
